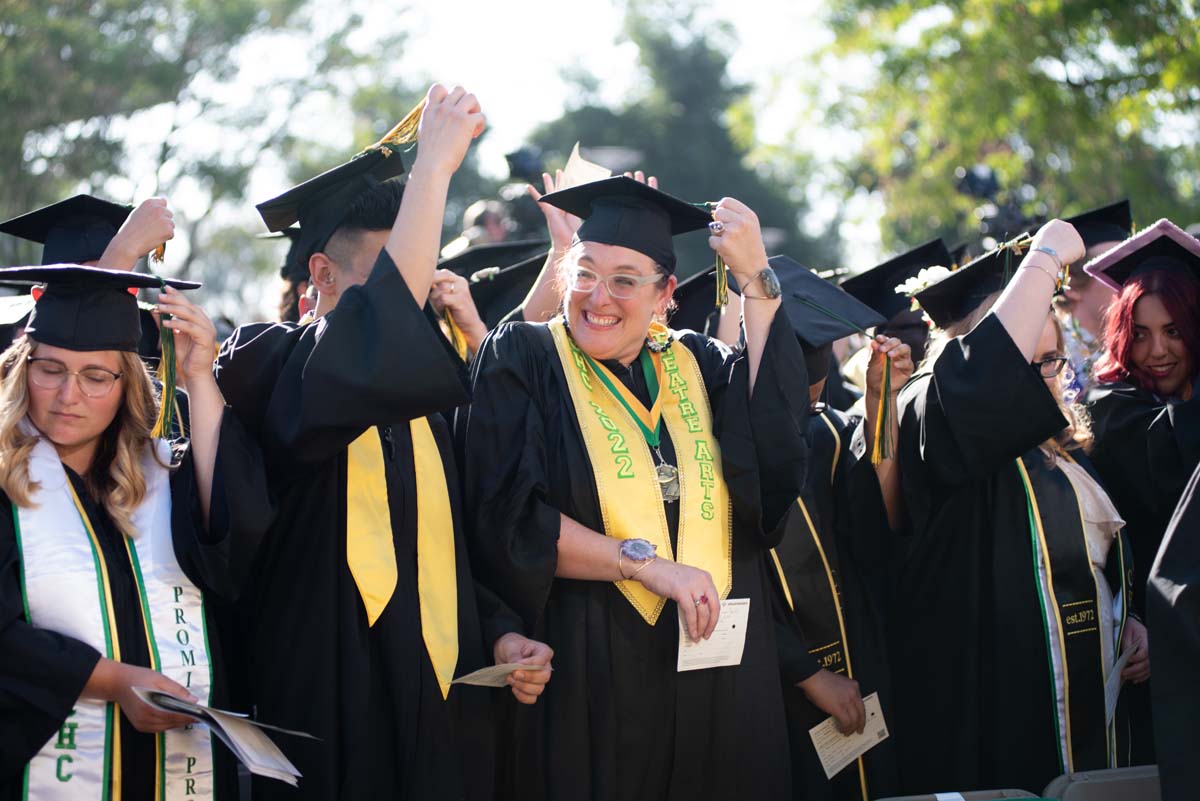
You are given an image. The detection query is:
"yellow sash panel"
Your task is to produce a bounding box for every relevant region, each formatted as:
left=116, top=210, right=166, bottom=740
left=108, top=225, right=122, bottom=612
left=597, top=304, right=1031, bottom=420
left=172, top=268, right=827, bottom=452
left=345, top=420, right=459, bottom=699
left=549, top=319, right=732, bottom=625
left=410, top=417, right=459, bottom=700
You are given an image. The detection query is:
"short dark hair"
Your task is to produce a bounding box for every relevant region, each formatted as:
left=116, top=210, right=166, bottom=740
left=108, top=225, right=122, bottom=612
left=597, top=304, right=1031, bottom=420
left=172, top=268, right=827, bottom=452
left=336, top=178, right=405, bottom=236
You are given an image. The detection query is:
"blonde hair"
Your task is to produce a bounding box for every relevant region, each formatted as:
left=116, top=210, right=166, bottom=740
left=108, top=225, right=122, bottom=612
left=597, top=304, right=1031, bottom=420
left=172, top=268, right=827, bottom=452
left=918, top=293, right=1092, bottom=462
left=0, top=337, right=166, bottom=536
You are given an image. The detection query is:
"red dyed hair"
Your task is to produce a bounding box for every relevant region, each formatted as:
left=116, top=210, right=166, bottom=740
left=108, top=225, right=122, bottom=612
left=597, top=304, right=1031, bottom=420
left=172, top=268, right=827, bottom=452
left=1093, top=268, right=1200, bottom=392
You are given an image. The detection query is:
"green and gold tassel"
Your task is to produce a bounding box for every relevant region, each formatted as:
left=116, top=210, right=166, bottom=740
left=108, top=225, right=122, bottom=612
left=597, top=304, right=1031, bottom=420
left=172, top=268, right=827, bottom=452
left=794, top=295, right=895, bottom=465
left=151, top=307, right=178, bottom=439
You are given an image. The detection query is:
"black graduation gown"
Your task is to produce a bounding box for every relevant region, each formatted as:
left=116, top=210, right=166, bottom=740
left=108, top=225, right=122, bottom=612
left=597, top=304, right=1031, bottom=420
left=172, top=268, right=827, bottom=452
left=0, top=410, right=271, bottom=800
left=890, top=314, right=1127, bottom=795
left=1087, top=381, right=1200, bottom=763
left=768, top=407, right=898, bottom=801
left=213, top=249, right=512, bottom=801
left=458, top=312, right=811, bottom=801
left=1148, top=460, right=1200, bottom=801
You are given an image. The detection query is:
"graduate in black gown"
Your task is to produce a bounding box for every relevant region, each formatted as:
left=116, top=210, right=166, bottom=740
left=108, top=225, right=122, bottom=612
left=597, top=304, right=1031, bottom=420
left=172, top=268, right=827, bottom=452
left=1082, top=219, right=1200, bottom=764
left=459, top=176, right=811, bottom=801
left=763, top=256, right=905, bottom=801
left=1148, top=459, right=1200, bottom=801
left=888, top=222, right=1148, bottom=795
left=0, top=266, right=269, bottom=801
left=214, top=86, right=552, bottom=801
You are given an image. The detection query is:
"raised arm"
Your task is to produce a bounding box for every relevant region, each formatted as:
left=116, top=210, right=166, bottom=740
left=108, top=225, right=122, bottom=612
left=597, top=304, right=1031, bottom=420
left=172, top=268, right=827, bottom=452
left=155, top=286, right=222, bottom=526
left=708, top=198, right=780, bottom=396
left=386, top=84, right=487, bottom=308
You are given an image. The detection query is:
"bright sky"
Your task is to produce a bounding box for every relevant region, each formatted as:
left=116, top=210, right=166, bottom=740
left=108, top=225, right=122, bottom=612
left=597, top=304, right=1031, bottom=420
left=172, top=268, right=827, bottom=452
left=107, top=0, right=885, bottom=317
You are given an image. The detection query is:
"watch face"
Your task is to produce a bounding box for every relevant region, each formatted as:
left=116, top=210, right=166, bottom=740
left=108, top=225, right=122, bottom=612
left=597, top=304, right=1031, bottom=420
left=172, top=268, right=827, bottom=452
left=759, top=267, right=782, bottom=298
left=621, top=538, right=657, bottom=562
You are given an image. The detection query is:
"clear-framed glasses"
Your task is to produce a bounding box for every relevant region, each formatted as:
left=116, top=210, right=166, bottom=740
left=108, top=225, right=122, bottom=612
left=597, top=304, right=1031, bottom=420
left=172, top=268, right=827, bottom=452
left=568, top=266, right=664, bottom=300
left=27, top=357, right=122, bottom=398
left=1032, top=355, right=1071, bottom=379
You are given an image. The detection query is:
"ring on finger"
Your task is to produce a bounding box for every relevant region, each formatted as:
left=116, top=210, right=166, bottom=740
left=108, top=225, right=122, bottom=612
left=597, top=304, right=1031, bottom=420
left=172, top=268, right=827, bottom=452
left=698, top=594, right=709, bottom=605
left=692, top=598, right=702, bottom=607
left=708, top=221, right=725, bottom=235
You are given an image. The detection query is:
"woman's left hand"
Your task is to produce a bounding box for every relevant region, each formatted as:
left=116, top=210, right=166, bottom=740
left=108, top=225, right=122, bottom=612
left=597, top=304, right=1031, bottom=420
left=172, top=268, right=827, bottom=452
left=866, top=336, right=913, bottom=399
left=155, top=286, right=218, bottom=388
left=707, top=198, right=769, bottom=281
left=1121, top=617, right=1150, bottom=684
left=428, top=268, right=488, bottom=353
left=493, top=632, right=554, bottom=705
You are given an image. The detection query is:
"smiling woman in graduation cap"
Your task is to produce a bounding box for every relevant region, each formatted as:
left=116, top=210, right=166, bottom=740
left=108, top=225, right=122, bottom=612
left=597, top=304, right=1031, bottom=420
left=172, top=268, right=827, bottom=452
left=884, top=219, right=1148, bottom=794
left=1082, top=218, right=1200, bottom=766
left=459, top=176, right=813, bottom=800
left=0, top=266, right=271, bottom=801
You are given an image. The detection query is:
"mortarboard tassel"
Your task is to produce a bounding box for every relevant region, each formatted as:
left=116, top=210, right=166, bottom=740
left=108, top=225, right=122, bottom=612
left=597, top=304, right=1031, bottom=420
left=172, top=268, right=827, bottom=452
left=364, top=97, right=427, bottom=155
left=793, top=295, right=894, bottom=465
left=442, top=308, right=469, bottom=361
left=150, top=243, right=166, bottom=264
left=694, top=202, right=729, bottom=309
left=150, top=286, right=179, bottom=440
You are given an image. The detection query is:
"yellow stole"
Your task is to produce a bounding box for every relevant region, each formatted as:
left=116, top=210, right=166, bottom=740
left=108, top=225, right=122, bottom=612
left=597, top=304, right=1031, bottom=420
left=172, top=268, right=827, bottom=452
left=345, top=418, right=459, bottom=699
left=549, top=318, right=733, bottom=625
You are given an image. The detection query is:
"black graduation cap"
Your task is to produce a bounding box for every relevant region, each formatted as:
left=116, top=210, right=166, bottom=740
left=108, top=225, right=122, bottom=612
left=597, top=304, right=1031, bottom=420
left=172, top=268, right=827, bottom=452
left=913, top=244, right=1026, bottom=329
left=1065, top=200, right=1133, bottom=252
left=0, top=265, right=198, bottom=352
left=256, top=149, right=406, bottom=263
left=1084, top=218, right=1200, bottom=292
left=438, top=239, right=549, bottom=278
left=841, top=239, right=953, bottom=321
left=538, top=176, right=711, bottom=274
left=0, top=195, right=133, bottom=265
left=257, top=227, right=307, bottom=282
left=467, top=253, right=547, bottom=329
left=949, top=242, right=970, bottom=268
left=669, top=266, right=742, bottom=335
left=772, top=255, right=886, bottom=348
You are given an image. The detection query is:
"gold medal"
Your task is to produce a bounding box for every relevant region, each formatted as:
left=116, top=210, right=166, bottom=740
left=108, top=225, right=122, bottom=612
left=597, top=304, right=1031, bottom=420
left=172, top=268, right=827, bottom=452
left=656, top=460, right=680, bottom=503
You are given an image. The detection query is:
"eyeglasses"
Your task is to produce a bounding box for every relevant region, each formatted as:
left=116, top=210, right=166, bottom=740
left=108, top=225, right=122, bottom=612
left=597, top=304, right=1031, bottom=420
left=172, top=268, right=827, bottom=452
left=27, top=357, right=123, bottom=398
left=568, top=266, right=664, bottom=300
left=1032, top=356, right=1071, bottom=378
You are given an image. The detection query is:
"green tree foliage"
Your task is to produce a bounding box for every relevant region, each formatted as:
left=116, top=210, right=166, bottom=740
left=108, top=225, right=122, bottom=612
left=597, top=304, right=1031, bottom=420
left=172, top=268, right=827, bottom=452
left=0, top=0, right=306, bottom=264
left=820, top=0, right=1200, bottom=252
left=527, top=0, right=840, bottom=276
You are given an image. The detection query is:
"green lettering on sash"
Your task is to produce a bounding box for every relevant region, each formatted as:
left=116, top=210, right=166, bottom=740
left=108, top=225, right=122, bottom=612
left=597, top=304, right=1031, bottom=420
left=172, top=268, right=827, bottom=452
left=698, top=462, right=716, bottom=482
left=174, top=608, right=186, bottom=625
left=181, top=649, right=196, bottom=667
left=187, top=756, right=197, bottom=774
left=679, top=401, right=697, bottom=418
left=186, top=777, right=197, bottom=795
left=56, top=754, right=73, bottom=782
left=701, top=500, right=715, bottom=520
left=185, top=670, right=193, bottom=688
left=694, top=440, right=714, bottom=461
left=55, top=720, right=79, bottom=750
left=176, top=629, right=189, bottom=646
left=173, top=586, right=184, bottom=603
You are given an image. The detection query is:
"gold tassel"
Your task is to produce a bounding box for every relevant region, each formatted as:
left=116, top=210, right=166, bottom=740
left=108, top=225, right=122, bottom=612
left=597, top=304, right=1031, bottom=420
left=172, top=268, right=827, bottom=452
left=150, top=244, right=166, bottom=264
left=714, top=255, right=729, bottom=308
left=364, top=98, right=427, bottom=155
left=151, top=318, right=177, bottom=439
left=870, top=358, right=893, bottom=466
left=442, top=309, right=469, bottom=360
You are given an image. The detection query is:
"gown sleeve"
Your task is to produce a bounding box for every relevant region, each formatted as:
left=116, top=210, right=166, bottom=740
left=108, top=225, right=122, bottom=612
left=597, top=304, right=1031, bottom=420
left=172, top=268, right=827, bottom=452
left=687, top=307, right=813, bottom=546
left=216, top=249, right=471, bottom=472
left=768, top=559, right=823, bottom=687
left=459, top=323, right=562, bottom=633
left=1148, top=460, right=1200, bottom=801
left=170, top=408, right=274, bottom=602
left=898, top=313, right=1067, bottom=491
left=0, top=499, right=100, bottom=779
